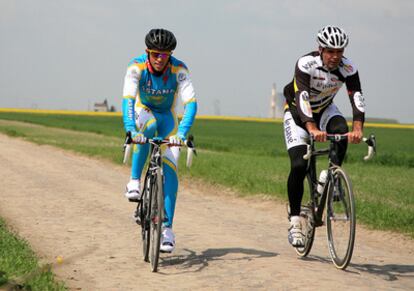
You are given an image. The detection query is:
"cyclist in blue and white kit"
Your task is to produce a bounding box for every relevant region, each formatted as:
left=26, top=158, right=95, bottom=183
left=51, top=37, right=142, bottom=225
left=122, top=28, right=197, bottom=253
left=283, top=26, right=365, bottom=247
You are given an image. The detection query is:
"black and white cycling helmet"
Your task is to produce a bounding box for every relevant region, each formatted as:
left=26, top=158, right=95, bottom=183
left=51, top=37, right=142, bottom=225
left=317, top=25, right=349, bottom=49
left=145, top=28, right=177, bottom=51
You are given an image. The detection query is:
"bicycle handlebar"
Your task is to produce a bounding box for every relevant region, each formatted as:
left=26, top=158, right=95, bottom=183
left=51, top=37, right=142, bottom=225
left=303, top=133, right=376, bottom=161
left=122, top=131, right=197, bottom=168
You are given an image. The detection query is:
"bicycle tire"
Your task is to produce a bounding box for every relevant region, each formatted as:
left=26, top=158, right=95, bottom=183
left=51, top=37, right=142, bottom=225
left=326, top=167, right=356, bottom=270
left=149, top=168, right=164, bottom=272
left=295, top=174, right=316, bottom=257
left=141, top=175, right=151, bottom=262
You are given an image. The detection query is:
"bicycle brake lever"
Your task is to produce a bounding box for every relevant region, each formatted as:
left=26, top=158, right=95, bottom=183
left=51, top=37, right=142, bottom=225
left=303, top=144, right=312, bottom=160
left=123, top=131, right=133, bottom=164
left=362, top=134, right=376, bottom=161
left=185, top=134, right=197, bottom=168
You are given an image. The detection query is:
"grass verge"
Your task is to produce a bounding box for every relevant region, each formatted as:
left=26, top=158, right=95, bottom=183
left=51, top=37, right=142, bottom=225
left=0, top=218, right=65, bottom=290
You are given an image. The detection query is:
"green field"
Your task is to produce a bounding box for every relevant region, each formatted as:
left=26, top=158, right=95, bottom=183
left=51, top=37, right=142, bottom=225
left=0, top=112, right=413, bottom=239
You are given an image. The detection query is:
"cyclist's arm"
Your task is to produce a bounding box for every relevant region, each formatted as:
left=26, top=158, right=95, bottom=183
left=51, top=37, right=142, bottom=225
left=294, top=60, right=315, bottom=125
left=176, top=68, right=198, bottom=139
left=122, top=63, right=142, bottom=134
left=345, top=64, right=365, bottom=144
left=305, top=121, right=327, bottom=142
left=348, top=120, right=363, bottom=144
left=294, top=59, right=326, bottom=141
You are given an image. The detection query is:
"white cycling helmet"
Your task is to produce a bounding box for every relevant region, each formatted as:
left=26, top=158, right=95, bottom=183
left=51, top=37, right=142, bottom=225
left=317, top=25, right=349, bottom=49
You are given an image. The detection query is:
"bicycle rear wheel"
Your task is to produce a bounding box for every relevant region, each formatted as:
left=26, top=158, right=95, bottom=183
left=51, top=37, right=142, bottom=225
left=326, top=167, right=356, bottom=270
left=149, top=168, right=164, bottom=272
left=295, top=175, right=316, bottom=257
left=141, top=176, right=151, bottom=262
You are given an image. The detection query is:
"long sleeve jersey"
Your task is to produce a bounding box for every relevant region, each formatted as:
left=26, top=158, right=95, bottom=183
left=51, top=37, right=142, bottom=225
left=283, top=51, right=365, bottom=125
left=122, top=54, right=197, bottom=138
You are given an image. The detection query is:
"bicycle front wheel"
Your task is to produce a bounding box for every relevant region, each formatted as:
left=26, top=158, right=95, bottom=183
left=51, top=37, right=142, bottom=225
left=326, top=167, right=356, bottom=270
left=149, top=168, right=164, bottom=272
left=141, top=176, right=151, bottom=262
left=295, top=174, right=316, bottom=257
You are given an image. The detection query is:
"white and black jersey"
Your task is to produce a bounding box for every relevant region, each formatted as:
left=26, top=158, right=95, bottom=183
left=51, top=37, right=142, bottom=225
left=283, top=51, right=365, bottom=126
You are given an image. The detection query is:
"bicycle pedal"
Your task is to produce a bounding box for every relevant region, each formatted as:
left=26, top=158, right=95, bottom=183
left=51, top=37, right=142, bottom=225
left=134, top=217, right=141, bottom=225
left=128, top=198, right=141, bottom=203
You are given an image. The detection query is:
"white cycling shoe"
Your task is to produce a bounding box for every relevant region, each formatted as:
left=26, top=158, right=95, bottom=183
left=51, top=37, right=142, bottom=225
left=288, top=216, right=305, bottom=248
left=124, top=179, right=141, bottom=202
left=160, top=227, right=175, bottom=253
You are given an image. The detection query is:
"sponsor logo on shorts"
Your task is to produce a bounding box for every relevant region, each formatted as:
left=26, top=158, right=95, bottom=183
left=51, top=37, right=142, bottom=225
left=284, top=118, right=295, bottom=144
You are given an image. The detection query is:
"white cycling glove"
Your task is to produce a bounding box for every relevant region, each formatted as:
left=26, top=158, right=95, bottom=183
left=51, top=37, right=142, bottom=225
left=169, top=135, right=183, bottom=146
left=132, top=132, right=146, bottom=144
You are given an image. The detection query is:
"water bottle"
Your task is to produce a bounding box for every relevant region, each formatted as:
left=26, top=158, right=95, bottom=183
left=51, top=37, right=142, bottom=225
left=317, top=170, right=328, bottom=195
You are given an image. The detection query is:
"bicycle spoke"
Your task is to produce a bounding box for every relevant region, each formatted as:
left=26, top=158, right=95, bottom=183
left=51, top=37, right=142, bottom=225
left=141, top=182, right=151, bottom=262
left=149, top=168, right=163, bottom=272
left=326, top=168, right=356, bottom=270
left=295, top=175, right=316, bottom=257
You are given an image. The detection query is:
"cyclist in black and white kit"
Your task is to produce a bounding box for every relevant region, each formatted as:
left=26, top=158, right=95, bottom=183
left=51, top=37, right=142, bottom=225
left=283, top=25, right=365, bottom=247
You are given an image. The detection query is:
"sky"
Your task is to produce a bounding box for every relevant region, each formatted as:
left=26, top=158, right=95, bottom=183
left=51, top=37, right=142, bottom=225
left=1, top=0, right=413, bottom=123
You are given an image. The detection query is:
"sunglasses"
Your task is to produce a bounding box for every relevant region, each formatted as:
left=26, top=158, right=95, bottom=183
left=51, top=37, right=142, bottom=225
left=147, top=50, right=172, bottom=60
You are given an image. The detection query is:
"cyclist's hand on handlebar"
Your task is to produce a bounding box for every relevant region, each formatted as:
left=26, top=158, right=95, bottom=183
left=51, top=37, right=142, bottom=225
left=132, top=132, right=146, bottom=144
left=347, top=130, right=363, bottom=144
left=309, top=129, right=327, bottom=142
left=168, top=134, right=183, bottom=146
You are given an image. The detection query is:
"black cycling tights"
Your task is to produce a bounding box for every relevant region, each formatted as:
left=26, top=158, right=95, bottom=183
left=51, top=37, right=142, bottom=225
left=287, top=116, right=348, bottom=216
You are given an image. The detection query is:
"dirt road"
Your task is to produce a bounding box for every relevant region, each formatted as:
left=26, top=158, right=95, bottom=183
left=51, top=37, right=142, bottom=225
left=0, top=133, right=413, bottom=290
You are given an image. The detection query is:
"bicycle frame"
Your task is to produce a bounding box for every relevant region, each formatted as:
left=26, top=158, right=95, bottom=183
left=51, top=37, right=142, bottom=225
left=304, top=134, right=375, bottom=227
left=296, top=133, right=375, bottom=267
left=122, top=132, right=196, bottom=272
left=304, top=137, right=334, bottom=227
left=140, top=138, right=167, bottom=271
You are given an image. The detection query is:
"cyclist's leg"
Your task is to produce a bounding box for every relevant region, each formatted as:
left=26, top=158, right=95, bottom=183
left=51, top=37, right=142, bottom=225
left=319, top=104, right=349, bottom=165
left=163, top=149, right=179, bottom=227
left=287, top=146, right=308, bottom=216
left=156, top=111, right=178, bottom=252
left=131, top=106, right=157, bottom=179
left=156, top=110, right=179, bottom=228
left=284, top=110, right=308, bottom=247
left=284, top=110, right=309, bottom=216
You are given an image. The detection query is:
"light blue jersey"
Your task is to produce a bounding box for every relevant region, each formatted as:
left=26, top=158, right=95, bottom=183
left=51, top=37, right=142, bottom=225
left=122, top=54, right=197, bottom=139
left=122, top=53, right=198, bottom=227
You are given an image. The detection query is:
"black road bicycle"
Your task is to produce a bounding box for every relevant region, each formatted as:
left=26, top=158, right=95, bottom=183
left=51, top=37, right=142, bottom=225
left=123, top=132, right=196, bottom=272
left=295, top=133, right=376, bottom=270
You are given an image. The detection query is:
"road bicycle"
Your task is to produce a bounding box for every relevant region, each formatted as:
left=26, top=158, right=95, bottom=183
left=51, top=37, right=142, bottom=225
left=123, top=132, right=196, bottom=272
left=294, top=133, right=376, bottom=270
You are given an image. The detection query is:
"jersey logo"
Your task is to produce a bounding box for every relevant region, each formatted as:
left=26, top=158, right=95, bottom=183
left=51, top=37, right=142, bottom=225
left=178, top=72, right=187, bottom=82
left=299, top=91, right=312, bottom=118
left=343, top=64, right=354, bottom=73
left=302, top=60, right=317, bottom=70
left=353, top=92, right=365, bottom=113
